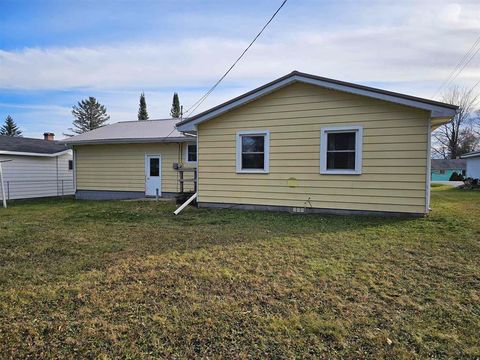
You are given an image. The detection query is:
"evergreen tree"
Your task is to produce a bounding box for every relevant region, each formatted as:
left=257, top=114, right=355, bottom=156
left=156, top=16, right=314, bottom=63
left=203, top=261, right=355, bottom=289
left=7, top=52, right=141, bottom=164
left=69, top=97, right=110, bottom=135
left=138, top=92, right=149, bottom=120
left=0, top=115, right=22, bottom=137
left=170, top=92, right=182, bottom=118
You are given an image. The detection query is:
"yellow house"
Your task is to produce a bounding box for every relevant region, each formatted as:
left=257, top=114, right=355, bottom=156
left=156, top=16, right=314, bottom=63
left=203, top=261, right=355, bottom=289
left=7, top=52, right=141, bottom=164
left=64, top=119, right=197, bottom=199
left=175, top=71, right=457, bottom=216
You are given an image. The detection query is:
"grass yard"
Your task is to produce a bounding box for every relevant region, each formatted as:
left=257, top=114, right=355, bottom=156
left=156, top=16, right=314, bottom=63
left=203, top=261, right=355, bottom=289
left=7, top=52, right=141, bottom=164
left=1, top=186, right=479, bottom=359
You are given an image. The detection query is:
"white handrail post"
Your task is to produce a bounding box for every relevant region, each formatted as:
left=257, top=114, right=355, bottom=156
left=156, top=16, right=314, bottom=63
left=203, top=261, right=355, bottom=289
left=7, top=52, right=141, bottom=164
left=0, top=163, right=6, bottom=208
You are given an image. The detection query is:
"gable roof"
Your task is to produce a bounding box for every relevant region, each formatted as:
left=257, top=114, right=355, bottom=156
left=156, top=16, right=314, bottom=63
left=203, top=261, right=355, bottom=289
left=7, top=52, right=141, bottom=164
left=63, top=119, right=194, bottom=145
left=461, top=150, right=480, bottom=159
left=431, top=159, right=466, bottom=171
left=176, top=71, right=458, bottom=132
left=0, top=135, right=70, bottom=157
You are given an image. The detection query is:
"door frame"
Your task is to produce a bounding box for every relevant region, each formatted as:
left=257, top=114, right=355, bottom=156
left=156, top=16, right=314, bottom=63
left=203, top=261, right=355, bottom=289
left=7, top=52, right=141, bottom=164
left=144, top=154, right=162, bottom=197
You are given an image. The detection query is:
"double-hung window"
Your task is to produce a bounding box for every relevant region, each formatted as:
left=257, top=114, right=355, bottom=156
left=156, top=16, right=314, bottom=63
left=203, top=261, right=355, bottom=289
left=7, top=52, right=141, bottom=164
left=236, top=130, right=270, bottom=173
left=320, top=126, right=363, bottom=174
left=185, top=143, right=197, bottom=164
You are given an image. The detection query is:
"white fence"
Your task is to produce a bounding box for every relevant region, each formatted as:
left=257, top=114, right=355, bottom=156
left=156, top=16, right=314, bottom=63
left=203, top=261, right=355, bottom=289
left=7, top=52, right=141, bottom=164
left=0, top=179, right=74, bottom=200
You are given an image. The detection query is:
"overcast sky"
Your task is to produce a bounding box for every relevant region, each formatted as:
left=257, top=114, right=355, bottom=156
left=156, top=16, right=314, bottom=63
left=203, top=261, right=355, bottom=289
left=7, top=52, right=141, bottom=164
left=1, top=0, right=479, bottom=138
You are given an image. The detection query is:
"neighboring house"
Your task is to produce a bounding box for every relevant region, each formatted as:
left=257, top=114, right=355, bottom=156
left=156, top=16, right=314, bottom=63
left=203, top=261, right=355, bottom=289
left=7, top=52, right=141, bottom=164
left=68, top=71, right=457, bottom=216
left=176, top=71, right=457, bottom=216
left=461, top=150, right=480, bottom=179
left=0, top=133, right=73, bottom=200
left=63, top=119, right=196, bottom=199
left=431, top=159, right=466, bottom=181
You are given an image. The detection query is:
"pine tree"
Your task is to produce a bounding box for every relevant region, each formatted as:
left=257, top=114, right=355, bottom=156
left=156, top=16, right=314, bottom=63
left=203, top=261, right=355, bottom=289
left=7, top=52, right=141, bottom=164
left=170, top=92, right=182, bottom=118
left=0, top=115, right=22, bottom=137
left=138, top=92, right=149, bottom=120
left=69, top=97, right=110, bottom=134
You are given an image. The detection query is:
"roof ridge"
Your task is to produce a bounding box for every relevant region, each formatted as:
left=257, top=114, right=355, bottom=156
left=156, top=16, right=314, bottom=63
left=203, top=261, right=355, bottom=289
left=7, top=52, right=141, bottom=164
left=0, top=134, right=59, bottom=142
left=117, top=118, right=177, bottom=124
left=176, top=70, right=458, bottom=128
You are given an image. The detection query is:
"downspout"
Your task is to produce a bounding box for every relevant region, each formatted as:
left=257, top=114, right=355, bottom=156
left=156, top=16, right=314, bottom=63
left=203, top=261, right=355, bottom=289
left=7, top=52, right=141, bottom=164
left=178, top=142, right=182, bottom=193
left=174, top=192, right=197, bottom=215
left=56, top=155, right=59, bottom=196
left=195, top=124, right=199, bottom=203
left=174, top=125, right=199, bottom=215
left=425, top=117, right=432, bottom=214
left=73, top=148, right=77, bottom=196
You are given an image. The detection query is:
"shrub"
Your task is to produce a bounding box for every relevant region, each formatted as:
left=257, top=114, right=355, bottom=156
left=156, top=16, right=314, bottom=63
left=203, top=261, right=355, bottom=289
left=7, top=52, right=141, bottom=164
left=449, top=172, right=464, bottom=181
left=462, top=178, right=480, bottom=189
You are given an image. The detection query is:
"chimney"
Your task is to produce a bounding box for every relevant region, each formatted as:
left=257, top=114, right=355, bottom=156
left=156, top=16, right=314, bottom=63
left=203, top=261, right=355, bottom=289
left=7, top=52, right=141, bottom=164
left=43, top=132, right=55, bottom=141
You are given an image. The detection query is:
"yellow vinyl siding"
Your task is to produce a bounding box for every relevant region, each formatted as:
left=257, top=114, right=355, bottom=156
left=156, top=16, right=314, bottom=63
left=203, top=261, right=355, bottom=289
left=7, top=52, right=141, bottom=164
left=75, top=143, right=195, bottom=193
left=197, top=82, right=429, bottom=214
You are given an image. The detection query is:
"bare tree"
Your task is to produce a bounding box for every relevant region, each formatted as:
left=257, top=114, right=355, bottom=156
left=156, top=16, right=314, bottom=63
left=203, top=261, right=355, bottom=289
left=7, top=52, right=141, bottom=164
left=432, top=87, right=480, bottom=159
left=458, top=127, right=480, bottom=154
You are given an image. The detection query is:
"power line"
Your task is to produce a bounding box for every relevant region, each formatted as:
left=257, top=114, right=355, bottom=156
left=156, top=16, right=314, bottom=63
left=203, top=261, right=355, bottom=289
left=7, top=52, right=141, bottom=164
left=468, top=78, right=480, bottom=93
left=433, top=34, right=480, bottom=96
left=433, top=32, right=480, bottom=98
left=183, top=0, right=288, bottom=118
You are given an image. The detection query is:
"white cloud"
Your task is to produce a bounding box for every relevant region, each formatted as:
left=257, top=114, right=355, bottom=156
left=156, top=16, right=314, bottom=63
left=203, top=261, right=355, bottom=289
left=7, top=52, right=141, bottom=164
left=1, top=2, right=479, bottom=92
left=1, top=0, right=480, bottom=137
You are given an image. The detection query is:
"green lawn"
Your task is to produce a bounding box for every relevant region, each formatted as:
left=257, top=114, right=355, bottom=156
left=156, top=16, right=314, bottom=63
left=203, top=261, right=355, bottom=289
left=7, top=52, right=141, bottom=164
left=1, top=186, right=479, bottom=359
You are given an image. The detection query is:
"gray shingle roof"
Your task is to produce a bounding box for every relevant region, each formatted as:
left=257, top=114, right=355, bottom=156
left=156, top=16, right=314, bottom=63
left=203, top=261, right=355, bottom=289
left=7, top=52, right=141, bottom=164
left=0, top=135, right=70, bottom=155
left=431, top=159, right=466, bottom=170
left=63, top=118, right=192, bottom=145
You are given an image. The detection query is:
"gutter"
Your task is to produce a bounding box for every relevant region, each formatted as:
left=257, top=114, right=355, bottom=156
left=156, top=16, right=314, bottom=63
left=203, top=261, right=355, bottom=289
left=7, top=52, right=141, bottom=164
left=0, top=149, right=71, bottom=157
left=64, top=136, right=194, bottom=146
left=461, top=152, right=480, bottom=159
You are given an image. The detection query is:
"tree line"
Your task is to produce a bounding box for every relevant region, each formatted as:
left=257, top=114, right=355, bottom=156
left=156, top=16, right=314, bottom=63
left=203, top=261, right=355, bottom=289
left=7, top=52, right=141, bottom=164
left=1, top=92, right=183, bottom=137
left=67, top=92, right=182, bottom=135
left=2, top=88, right=479, bottom=158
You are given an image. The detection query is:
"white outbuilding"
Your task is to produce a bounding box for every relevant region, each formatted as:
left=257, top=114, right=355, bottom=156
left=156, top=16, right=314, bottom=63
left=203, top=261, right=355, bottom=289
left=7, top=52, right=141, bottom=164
left=462, top=150, right=480, bottom=179
left=0, top=133, right=73, bottom=201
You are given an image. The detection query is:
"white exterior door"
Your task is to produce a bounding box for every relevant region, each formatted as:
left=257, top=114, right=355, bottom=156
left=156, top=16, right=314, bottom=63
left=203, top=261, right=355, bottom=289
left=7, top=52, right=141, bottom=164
left=145, top=155, right=161, bottom=196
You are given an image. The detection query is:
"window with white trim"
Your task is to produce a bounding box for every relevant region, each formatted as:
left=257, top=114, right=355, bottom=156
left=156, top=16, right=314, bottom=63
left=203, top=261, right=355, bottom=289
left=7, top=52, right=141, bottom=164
left=186, top=143, right=197, bottom=163
left=236, top=130, right=270, bottom=173
left=320, top=126, right=363, bottom=174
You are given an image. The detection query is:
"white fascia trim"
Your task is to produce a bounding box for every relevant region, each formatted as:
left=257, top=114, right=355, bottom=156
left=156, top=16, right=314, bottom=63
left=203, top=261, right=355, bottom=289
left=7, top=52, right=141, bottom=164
left=298, top=76, right=457, bottom=118
left=176, top=75, right=457, bottom=132
left=184, top=142, right=197, bottom=165
left=236, top=130, right=270, bottom=174
left=0, top=149, right=71, bottom=157
left=178, top=79, right=297, bottom=132
left=320, top=125, right=363, bottom=175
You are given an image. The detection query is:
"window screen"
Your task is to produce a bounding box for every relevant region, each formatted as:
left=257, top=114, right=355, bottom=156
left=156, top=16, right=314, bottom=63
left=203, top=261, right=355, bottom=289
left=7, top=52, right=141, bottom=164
left=326, top=132, right=356, bottom=170
left=241, top=135, right=265, bottom=170
left=187, top=144, right=197, bottom=162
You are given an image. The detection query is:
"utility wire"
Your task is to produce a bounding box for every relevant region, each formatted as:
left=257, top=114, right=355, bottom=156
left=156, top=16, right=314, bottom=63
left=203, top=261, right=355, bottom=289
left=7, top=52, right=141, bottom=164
left=433, top=32, right=480, bottom=98
left=183, top=0, right=288, bottom=118
left=433, top=35, right=480, bottom=96
left=468, top=78, right=480, bottom=93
